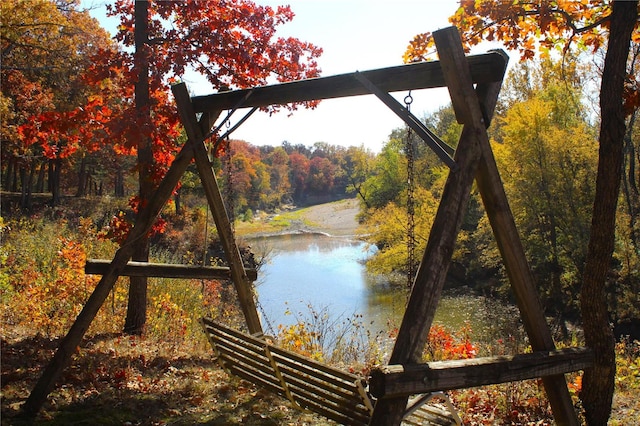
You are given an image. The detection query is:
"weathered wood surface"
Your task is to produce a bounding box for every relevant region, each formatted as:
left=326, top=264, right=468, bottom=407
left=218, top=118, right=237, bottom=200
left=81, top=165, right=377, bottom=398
left=85, top=259, right=258, bottom=281
left=191, top=52, right=508, bottom=112
left=201, top=318, right=372, bottom=426
left=368, top=26, right=498, bottom=426
left=369, top=347, right=594, bottom=399
left=403, top=393, right=461, bottom=426
left=173, top=83, right=263, bottom=336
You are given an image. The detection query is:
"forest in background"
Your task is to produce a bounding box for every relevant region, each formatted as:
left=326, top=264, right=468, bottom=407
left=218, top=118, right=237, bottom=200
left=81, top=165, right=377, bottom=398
left=4, top=54, right=638, bottom=330
left=2, top=52, right=640, bottom=332
left=2, top=0, right=640, bottom=423
left=2, top=1, right=638, bottom=330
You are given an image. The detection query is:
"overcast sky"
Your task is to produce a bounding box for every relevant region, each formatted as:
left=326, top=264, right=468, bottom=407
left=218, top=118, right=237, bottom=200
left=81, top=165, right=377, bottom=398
left=85, top=1, right=508, bottom=152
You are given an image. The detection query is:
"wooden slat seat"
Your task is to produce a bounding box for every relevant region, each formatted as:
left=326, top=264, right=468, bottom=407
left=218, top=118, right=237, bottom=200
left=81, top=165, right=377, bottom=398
left=201, top=318, right=372, bottom=425
left=201, top=318, right=460, bottom=426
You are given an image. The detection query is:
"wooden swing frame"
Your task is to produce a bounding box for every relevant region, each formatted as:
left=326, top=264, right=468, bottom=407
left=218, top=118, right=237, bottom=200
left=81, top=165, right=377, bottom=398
left=25, top=27, right=591, bottom=425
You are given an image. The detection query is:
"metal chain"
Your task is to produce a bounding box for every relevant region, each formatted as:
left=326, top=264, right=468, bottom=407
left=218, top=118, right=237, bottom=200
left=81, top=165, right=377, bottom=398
left=224, top=119, right=235, bottom=232
left=404, top=92, right=416, bottom=291
left=255, top=296, right=276, bottom=337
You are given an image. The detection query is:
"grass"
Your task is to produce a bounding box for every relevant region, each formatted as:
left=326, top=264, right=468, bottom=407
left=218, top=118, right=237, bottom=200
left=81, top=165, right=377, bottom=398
left=1, top=201, right=639, bottom=425
left=234, top=206, right=319, bottom=237
left=1, top=330, right=329, bottom=425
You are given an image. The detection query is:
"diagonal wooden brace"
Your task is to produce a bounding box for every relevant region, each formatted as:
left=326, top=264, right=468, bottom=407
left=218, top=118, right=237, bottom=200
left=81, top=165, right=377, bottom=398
left=368, top=26, right=496, bottom=425
left=353, top=71, right=456, bottom=169
left=23, top=109, right=215, bottom=416
left=172, top=83, right=263, bottom=336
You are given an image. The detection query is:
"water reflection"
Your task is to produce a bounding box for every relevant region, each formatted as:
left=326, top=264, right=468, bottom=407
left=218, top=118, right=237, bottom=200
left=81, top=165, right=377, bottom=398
left=251, top=233, right=521, bottom=347
left=250, top=233, right=382, bottom=331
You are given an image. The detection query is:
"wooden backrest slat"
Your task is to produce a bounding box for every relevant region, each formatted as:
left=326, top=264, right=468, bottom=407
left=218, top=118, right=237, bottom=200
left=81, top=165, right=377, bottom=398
left=214, top=343, right=279, bottom=384
left=277, top=363, right=363, bottom=404
left=224, top=363, right=286, bottom=397
left=201, top=318, right=373, bottom=422
left=269, top=344, right=361, bottom=383
left=282, top=372, right=366, bottom=411
left=207, top=329, right=267, bottom=362
left=272, top=351, right=361, bottom=392
left=203, top=319, right=265, bottom=347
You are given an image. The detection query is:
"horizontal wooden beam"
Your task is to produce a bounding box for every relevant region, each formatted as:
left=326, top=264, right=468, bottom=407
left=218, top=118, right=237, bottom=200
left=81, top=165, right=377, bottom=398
left=369, top=347, right=593, bottom=399
left=85, top=259, right=258, bottom=282
left=191, top=51, right=508, bottom=113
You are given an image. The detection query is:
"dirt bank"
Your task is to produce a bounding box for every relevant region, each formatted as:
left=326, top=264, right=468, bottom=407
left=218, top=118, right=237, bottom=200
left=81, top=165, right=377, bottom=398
left=295, top=198, right=361, bottom=236
left=237, top=198, right=362, bottom=238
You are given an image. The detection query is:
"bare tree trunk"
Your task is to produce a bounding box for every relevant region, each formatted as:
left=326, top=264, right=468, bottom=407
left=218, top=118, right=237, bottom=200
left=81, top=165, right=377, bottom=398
left=124, top=0, right=152, bottom=335
left=4, top=157, right=14, bottom=191
left=174, top=186, right=182, bottom=215
left=580, top=1, right=637, bottom=424
left=47, top=159, right=53, bottom=193
left=76, top=155, right=87, bottom=197
left=19, top=164, right=27, bottom=209
left=26, top=160, right=35, bottom=209
left=50, top=158, right=61, bottom=206
left=11, top=159, right=18, bottom=192
left=115, top=167, right=125, bottom=197
left=36, top=160, right=46, bottom=193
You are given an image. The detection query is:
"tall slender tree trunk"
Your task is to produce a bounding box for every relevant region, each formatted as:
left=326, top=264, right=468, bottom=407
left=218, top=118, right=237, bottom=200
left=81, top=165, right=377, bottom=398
left=76, top=155, right=87, bottom=197
left=47, top=159, right=53, bottom=193
left=19, top=164, right=28, bottom=209
left=115, top=166, right=125, bottom=197
left=4, top=157, right=14, bottom=191
left=124, top=0, right=152, bottom=335
left=174, top=187, right=182, bottom=215
left=50, top=158, right=61, bottom=206
left=580, top=1, right=637, bottom=424
left=36, top=160, right=46, bottom=193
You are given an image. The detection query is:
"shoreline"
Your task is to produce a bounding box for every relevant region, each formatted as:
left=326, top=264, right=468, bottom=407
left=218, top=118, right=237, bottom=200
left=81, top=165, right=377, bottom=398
left=237, top=198, right=362, bottom=239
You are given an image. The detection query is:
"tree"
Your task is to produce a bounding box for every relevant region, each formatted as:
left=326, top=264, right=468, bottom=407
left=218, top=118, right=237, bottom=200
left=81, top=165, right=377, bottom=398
left=265, top=146, right=291, bottom=205
left=1, top=0, right=113, bottom=207
left=288, top=151, right=310, bottom=202
left=87, top=0, right=321, bottom=334
left=224, top=139, right=262, bottom=215
left=405, top=1, right=639, bottom=423
left=495, top=61, right=598, bottom=321
left=362, top=135, right=405, bottom=210
left=340, top=145, right=375, bottom=208
left=307, top=156, right=335, bottom=195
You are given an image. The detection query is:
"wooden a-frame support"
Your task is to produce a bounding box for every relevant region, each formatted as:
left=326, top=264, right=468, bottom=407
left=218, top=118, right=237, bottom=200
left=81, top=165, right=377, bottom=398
left=25, top=26, right=586, bottom=425
left=24, top=82, right=263, bottom=415
left=367, top=27, right=582, bottom=426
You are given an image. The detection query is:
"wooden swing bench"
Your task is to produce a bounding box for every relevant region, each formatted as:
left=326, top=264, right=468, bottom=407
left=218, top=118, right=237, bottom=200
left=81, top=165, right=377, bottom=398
left=201, top=318, right=462, bottom=426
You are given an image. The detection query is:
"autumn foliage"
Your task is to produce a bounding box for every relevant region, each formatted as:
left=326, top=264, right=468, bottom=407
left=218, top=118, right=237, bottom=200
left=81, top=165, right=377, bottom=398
left=405, top=1, right=620, bottom=62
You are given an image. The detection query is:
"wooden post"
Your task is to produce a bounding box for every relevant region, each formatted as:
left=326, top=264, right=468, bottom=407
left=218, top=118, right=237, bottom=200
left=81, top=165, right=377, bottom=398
left=368, top=27, right=494, bottom=425
left=23, top=124, right=208, bottom=415
left=172, top=83, right=263, bottom=335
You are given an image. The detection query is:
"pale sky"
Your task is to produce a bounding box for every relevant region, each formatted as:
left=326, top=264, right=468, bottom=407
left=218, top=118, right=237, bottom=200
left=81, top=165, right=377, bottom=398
left=85, top=1, right=508, bottom=152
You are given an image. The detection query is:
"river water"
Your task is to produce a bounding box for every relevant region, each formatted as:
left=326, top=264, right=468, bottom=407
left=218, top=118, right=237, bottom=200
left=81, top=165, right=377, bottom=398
left=250, top=232, right=521, bottom=347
